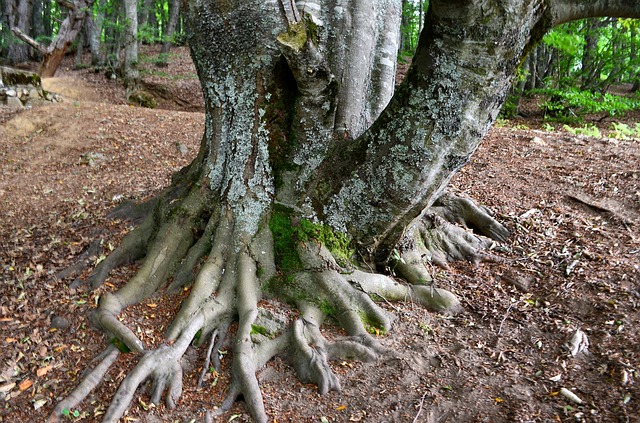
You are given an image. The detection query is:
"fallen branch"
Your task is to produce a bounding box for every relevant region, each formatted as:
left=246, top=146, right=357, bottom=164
left=412, top=390, right=430, bottom=423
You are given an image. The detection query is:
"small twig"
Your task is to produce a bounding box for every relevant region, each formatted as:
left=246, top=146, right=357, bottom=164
left=412, top=390, right=430, bottom=423
left=197, top=328, right=219, bottom=389
left=373, top=290, right=402, bottom=313
left=497, top=302, right=514, bottom=336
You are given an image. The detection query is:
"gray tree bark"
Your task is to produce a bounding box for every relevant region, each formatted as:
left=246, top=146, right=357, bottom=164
left=6, top=0, right=33, bottom=64
left=86, top=11, right=103, bottom=66
left=122, top=0, right=137, bottom=86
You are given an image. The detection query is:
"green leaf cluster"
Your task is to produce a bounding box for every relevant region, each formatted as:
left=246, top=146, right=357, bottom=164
left=534, top=87, right=640, bottom=122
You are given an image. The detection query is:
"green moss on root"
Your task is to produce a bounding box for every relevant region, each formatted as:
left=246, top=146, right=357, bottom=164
left=269, top=205, right=304, bottom=273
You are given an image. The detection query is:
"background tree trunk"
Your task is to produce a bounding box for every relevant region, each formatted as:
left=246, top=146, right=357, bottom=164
left=160, top=0, right=181, bottom=53
left=31, top=0, right=44, bottom=46
left=6, top=0, right=33, bottom=64
left=104, top=0, right=123, bottom=71
left=122, top=0, right=138, bottom=86
left=86, top=10, right=103, bottom=66
left=581, top=19, right=604, bottom=91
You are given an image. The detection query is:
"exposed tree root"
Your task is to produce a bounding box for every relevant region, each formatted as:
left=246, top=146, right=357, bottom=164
left=377, top=191, right=511, bottom=313
left=431, top=191, right=510, bottom=243
left=50, top=190, right=505, bottom=423
left=47, top=346, right=120, bottom=423
left=393, top=191, right=509, bottom=284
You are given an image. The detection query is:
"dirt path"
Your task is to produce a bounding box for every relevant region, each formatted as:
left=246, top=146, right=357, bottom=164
left=1, top=48, right=638, bottom=423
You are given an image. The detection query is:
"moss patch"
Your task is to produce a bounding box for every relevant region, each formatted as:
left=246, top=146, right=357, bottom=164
left=269, top=204, right=355, bottom=274
left=269, top=204, right=304, bottom=273
left=250, top=324, right=270, bottom=337
left=359, top=311, right=388, bottom=336
left=297, top=219, right=354, bottom=267
left=277, top=21, right=308, bottom=52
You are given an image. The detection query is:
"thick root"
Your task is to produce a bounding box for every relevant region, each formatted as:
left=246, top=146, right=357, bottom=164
left=393, top=191, right=509, bottom=284
left=291, top=307, right=341, bottom=394
left=101, top=314, right=204, bottom=423
left=47, top=346, right=120, bottom=423
left=431, top=191, right=510, bottom=243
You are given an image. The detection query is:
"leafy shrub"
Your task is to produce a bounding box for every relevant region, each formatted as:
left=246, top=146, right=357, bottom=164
left=562, top=123, right=601, bottom=138
left=534, top=88, right=640, bottom=121
left=499, top=95, right=519, bottom=119
left=610, top=122, right=640, bottom=140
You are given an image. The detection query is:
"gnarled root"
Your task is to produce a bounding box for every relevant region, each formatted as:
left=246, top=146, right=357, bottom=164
left=393, top=191, right=509, bottom=283
left=385, top=192, right=509, bottom=313
left=51, top=192, right=487, bottom=423
left=431, top=191, right=510, bottom=243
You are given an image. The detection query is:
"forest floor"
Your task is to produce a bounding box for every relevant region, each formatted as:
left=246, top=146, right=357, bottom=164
left=1, top=46, right=639, bottom=423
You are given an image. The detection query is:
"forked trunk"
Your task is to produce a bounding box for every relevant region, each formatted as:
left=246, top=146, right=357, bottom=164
left=185, top=0, right=401, bottom=236
left=39, top=0, right=94, bottom=77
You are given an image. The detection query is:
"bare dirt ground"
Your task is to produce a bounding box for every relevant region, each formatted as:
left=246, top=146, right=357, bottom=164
left=1, top=47, right=639, bottom=423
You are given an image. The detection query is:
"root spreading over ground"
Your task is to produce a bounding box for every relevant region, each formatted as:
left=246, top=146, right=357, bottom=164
left=47, top=181, right=507, bottom=423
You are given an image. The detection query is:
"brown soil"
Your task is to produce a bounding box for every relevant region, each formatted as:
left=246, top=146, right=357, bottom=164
left=1, top=47, right=639, bottom=423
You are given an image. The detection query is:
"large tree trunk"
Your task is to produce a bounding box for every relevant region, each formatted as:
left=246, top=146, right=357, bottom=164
left=50, top=1, right=640, bottom=423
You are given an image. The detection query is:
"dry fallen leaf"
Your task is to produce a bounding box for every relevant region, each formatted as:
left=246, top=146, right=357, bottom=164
left=18, top=379, right=33, bottom=391
left=0, top=383, right=16, bottom=393
left=33, top=398, right=47, bottom=410
left=36, top=365, right=52, bottom=377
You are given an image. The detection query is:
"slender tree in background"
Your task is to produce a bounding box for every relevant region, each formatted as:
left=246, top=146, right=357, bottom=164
left=581, top=18, right=606, bottom=90
left=122, top=0, right=137, bottom=85
left=44, top=1, right=640, bottom=423
left=160, top=0, right=180, bottom=53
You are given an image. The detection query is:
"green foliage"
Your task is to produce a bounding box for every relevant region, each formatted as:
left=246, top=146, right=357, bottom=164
left=562, top=123, right=601, bottom=138
left=610, top=122, right=640, bottom=139
left=398, top=0, right=429, bottom=57
left=542, top=123, right=556, bottom=132
left=535, top=88, right=640, bottom=121
left=542, top=18, right=640, bottom=91
left=543, top=27, right=582, bottom=56
left=498, top=95, right=519, bottom=119
left=138, top=24, right=162, bottom=44
left=62, top=408, right=81, bottom=419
